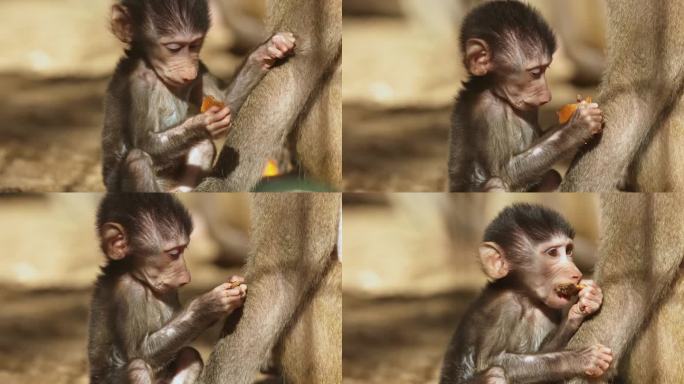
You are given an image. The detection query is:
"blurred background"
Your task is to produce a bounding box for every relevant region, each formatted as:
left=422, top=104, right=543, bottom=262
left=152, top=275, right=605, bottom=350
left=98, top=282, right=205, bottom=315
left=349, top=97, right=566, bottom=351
left=342, top=193, right=600, bottom=383
left=342, top=0, right=607, bottom=191
left=0, top=0, right=270, bottom=192
left=0, top=193, right=254, bottom=383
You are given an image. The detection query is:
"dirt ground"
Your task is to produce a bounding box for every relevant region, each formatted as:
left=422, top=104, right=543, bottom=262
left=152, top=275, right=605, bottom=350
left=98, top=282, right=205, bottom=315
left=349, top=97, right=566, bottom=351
left=343, top=290, right=477, bottom=384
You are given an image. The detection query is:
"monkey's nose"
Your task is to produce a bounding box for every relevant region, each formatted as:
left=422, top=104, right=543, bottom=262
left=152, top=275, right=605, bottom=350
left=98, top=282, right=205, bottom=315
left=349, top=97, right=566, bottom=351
left=179, top=272, right=191, bottom=286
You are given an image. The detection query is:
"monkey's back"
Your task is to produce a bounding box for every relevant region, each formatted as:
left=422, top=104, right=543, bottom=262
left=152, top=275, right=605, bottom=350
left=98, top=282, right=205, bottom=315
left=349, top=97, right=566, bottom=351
left=448, top=82, right=496, bottom=192
left=87, top=273, right=125, bottom=383
left=102, top=56, right=139, bottom=192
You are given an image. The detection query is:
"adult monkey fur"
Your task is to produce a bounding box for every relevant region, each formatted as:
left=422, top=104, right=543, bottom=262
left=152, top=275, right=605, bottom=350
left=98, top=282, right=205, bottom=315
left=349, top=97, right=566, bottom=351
left=561, top=0, right=684, bottom=192
left=447, top=1, right=603, bottom=192
left=200, top=193, right=342, bottom=383
left=563, top=194, right=684, bottom=383
left=196, top=0, right=342, bottom=191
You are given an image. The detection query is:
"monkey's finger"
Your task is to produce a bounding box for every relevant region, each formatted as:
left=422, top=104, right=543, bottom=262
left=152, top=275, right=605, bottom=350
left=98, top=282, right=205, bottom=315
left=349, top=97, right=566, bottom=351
left=273, top=34, right=295, bottom=50
left=229, top=275, right=245, bottom=284
left=268, top=46, right=285, bottom=59
left=224, top=287, right=242, bottom=296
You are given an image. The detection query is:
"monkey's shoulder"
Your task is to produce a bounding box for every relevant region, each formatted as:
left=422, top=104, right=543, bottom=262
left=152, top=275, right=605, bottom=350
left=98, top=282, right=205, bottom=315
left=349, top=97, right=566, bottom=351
left=477, top=287, right=527, bottom=318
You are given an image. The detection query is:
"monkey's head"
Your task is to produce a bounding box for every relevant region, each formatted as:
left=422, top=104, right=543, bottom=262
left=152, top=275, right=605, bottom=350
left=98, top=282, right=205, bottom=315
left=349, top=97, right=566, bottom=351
left=460, top=1, right=557, bottom=111
left=96, top=193, right=194, bottom=294
left=111, top=0, right=211, bottom=89
left=479, top=203, right=582, bottom=309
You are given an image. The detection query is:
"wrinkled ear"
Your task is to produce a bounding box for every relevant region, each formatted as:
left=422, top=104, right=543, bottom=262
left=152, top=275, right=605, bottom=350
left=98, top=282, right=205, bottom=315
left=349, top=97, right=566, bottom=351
left=111, top=4, right=133, bottom=43
left=101, top=222, right=128, bottom=261
left=465, top=38, right=492, bottom=76
left=478, top=242, right=510, bottom=280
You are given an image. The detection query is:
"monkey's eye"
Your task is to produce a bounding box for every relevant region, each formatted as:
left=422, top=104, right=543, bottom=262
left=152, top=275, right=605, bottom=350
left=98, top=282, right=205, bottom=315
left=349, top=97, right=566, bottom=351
left=529, top=68, right=544, bottom=79
left=165, top=44, right=182, bottom=53
left=566, top=244, right=574, bottom=256
left=546, top=248, right=559, bottom=257
left=167, top=248, right=184, bottom=259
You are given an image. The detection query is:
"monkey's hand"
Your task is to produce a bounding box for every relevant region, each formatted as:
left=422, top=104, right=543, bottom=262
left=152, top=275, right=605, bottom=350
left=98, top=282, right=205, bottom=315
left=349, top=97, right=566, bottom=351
left=196, top=106, right=231, bottom=139
left=480, top=366, right=507, bottom=384
left=567, top=102, right=604, bottom=141
left=576, top=344, right=613, bottom=378
left=255, top=32, right=296, bottom=70
left=569, top=280, right=603, bottom=322
left=193, top=279, right=247, bottom=318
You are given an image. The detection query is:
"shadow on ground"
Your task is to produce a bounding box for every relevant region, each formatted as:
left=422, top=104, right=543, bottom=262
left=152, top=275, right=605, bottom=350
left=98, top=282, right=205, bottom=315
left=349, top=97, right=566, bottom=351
left=0, top=74, right=107, bottom=192
left=343, top=289, right=478, bottom=384
left=343, top=104, right=451, bottom=192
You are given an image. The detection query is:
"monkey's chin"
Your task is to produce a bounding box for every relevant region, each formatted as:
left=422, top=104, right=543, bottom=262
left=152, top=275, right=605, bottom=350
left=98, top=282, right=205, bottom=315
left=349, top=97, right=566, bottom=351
left=546, top=293, right=571, bottom=309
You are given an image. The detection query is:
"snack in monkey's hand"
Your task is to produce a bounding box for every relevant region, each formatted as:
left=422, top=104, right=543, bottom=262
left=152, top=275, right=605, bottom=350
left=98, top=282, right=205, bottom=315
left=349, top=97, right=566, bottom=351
left=558, top=96, right=593, bottom=124
left=227, top=280, right=243, bottom=289
left=201, top=95, right=226, bottom=113
left=555, top=283, right=586, bottom=299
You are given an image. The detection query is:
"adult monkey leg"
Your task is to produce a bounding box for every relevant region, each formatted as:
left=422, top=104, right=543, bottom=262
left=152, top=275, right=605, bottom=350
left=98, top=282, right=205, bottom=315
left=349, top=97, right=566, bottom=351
left=277, top=257, right=342, bottom=382
left=564, top=194, right=684, bottom=383
left=196, top=0, right=342, bottom=192
left=561, top=0, right=684, bottom=192
left=200, top=193, right=341, bottom=384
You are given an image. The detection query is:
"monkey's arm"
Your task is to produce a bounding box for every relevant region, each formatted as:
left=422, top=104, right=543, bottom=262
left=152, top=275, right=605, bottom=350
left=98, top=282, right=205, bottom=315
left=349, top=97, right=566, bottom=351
left=540, top=316, right=582, bottom=352
left=115, top=289, right=215, bottom=368
left=500, top=124, right=586, bottom=190
left=565, top=194, right=684, bottom=383
left=129, top=80, right=209, bottom=163
left=224, top=50, right=269, bottom=115
left=491, top=351, right=587, bottom=383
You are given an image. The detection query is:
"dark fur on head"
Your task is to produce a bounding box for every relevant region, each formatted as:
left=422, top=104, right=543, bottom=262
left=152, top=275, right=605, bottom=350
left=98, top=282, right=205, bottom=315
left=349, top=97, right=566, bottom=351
left=96, top=193, right=193, bottom=255
left=460, top=0, right=557, bottom=69
left=116, top=0, right=210, bottom=41
left=484, top=203, right=574, bottom=267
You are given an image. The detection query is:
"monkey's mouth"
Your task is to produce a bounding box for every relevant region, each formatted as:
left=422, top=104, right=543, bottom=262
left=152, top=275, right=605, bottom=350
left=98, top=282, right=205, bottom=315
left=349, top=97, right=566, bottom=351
left=554, top=283, right=584, bottom=299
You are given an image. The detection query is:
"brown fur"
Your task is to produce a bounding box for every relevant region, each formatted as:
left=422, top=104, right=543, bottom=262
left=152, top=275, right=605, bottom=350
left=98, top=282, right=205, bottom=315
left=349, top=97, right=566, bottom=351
left=196, top=0, right=342, bottom=191
left=561, top=0, right=684, bottom=192
left=200, top=193, right=341, bottom=383
left=565, top=194, right=684, bottom=383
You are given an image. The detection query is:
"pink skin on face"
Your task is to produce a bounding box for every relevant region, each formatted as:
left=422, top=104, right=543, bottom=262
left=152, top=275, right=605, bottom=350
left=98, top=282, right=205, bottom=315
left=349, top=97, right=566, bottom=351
left=133, top=238, right=192, bottom=294
left=493, top=56, right=553, bottom=112
left=148, top=32, right=205, bottom=91
left=523, top=234, right=582, bottom=309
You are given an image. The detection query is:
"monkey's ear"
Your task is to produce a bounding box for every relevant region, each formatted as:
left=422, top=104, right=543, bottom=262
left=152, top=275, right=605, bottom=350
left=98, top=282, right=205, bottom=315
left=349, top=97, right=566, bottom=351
left=478, top=242, right=510, bottom=280
left=111, top=4, right=133, bottom=43
left=465, top=38, right=492, bottom=76
left=101, top=222, right=128, bottom=261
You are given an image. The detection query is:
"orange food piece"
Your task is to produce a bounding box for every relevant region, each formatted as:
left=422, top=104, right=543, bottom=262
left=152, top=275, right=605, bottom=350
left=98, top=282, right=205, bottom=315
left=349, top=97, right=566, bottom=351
left=262, top=159, right=279, bottom=177
left=557, top=96, right=592, bottom=124
left=201, top=95, right=225, bottom=113
left=227, top=280, right=243, bottom=289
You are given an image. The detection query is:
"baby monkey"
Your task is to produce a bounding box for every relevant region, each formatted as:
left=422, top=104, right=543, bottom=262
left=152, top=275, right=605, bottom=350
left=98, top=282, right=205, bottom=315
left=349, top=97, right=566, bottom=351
left=448, top=1, right=604, bottom=192
left=88, top=194, right=247, bottom=383
left=102, top=0, right=296, bottom=192
left=440, top=204, right=612, bottom=383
